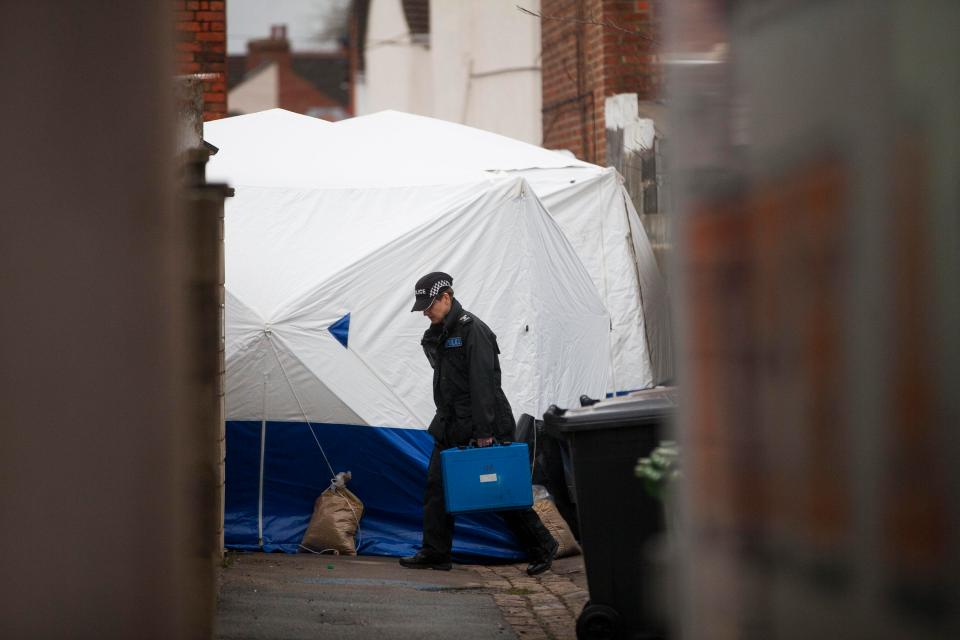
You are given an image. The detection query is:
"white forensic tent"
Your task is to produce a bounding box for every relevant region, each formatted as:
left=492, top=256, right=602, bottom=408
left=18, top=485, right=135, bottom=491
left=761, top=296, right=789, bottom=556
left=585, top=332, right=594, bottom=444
left=204, top=109, right=610, bottom=558
left=530, top=167, right=672, bottom=393
left=309, top=109, right=671, bottom=392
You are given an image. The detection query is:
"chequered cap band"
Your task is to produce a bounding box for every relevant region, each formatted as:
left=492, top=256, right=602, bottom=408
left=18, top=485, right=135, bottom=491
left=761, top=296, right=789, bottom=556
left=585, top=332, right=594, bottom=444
left=429, top=280, right=451, bottom=298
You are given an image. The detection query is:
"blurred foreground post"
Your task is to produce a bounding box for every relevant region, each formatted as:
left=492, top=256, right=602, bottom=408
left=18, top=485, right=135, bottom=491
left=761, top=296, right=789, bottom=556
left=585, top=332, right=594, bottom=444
left=668, top=1, right=960, bottom=638
left=1, top=4, right=216, bottom=638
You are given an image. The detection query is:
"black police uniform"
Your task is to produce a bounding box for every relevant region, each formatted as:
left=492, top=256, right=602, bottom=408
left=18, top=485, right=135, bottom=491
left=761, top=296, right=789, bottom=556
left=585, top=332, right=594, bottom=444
left=417, top=297, right=556, bottom=565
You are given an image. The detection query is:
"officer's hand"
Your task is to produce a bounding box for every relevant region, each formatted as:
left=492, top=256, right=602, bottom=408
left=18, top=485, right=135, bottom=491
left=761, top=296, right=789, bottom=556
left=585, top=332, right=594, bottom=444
left=476, top=437, right=494, bottom=447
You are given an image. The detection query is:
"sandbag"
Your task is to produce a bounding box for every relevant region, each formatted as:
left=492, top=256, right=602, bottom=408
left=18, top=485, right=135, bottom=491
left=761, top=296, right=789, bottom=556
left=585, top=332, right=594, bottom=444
left=300, top=473, right=364, bottom=555
left=532, top=486, right=580, bottom=558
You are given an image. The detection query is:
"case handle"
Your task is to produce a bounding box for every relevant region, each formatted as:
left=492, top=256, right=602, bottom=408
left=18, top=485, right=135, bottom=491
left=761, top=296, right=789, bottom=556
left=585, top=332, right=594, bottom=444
left=460, top=437, right=513, bottom=449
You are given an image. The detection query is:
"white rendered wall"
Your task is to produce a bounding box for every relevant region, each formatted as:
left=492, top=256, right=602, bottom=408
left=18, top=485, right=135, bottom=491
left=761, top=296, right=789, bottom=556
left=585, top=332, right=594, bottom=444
left=431, top=0, right=541, bottom=144
left=228, top=63, right=278, bottom=115
left=362, top=0, right=433, bottom=116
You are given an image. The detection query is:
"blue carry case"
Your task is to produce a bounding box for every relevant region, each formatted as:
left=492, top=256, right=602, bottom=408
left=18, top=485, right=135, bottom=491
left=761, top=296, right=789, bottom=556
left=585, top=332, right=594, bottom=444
left=441, top=442, right=533, bottom=514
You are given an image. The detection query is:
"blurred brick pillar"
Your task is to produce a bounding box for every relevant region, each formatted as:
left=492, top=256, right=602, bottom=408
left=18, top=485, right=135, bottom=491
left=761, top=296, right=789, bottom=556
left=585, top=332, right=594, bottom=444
left=175, top=0, right=227, bottom=120
left=0, top=3, right=212, bottom=638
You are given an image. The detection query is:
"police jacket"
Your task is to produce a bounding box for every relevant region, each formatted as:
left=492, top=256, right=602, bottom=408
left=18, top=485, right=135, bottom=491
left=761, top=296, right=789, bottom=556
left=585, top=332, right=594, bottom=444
left=421, top=298, right=516, bottom=447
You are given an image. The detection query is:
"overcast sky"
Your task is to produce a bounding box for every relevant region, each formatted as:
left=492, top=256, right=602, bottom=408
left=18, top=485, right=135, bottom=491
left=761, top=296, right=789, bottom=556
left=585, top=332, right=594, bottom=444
left=228, top=0, right=345, bottom=55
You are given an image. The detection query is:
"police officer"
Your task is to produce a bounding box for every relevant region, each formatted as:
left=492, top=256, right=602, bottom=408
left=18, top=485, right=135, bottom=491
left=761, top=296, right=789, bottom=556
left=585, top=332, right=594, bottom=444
left=399, top=272, right=558, bottom=574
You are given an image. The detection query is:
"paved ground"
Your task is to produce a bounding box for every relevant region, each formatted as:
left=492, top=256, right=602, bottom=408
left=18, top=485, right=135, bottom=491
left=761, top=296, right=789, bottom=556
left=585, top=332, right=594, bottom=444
left=474, top=556, right=589, bottom=640
left=216, top=552, right=588, bottom=640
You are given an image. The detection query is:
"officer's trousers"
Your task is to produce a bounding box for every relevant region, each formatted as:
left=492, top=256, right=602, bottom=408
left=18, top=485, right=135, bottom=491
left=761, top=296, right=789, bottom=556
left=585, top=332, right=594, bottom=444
left=421, top=444, right=556, bottom=560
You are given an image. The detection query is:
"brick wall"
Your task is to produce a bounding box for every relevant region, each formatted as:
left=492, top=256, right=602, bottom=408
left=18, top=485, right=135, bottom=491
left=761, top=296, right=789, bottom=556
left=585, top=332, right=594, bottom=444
left=174, top=1, right=227, bottom=121
left=540, top=0, right=660, bottom=163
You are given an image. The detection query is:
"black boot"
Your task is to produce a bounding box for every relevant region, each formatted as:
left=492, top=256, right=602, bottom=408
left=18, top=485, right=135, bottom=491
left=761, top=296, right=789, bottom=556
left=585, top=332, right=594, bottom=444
left=399, top=551, right=452, bottom=571
left=526, top=537, right=559, bottom=576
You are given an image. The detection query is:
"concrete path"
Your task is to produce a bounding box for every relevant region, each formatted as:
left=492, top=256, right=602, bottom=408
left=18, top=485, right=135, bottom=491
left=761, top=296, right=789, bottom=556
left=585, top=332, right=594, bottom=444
left=216, top=552, right=588, bottom=640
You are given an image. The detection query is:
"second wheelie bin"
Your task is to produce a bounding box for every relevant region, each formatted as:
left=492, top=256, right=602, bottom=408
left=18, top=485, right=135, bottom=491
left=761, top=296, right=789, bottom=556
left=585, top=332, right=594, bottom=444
left=543, top=387, right=677, bottom=640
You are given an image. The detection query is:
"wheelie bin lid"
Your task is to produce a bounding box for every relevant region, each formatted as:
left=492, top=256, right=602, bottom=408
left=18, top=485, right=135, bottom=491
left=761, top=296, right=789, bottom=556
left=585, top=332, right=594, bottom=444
left=542, top=386, right=677, bottom=435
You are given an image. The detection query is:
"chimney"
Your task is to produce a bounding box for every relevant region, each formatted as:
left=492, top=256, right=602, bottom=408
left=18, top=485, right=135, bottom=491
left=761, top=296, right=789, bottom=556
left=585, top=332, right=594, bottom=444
left=246, top=24, right=291, bottom=73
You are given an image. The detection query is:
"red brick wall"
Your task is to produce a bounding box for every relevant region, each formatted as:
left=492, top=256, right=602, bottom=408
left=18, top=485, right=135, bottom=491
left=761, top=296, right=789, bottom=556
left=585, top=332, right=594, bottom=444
left=540, top=0, right=660, bottom=163
left=174, top=1, right=227, bottom=121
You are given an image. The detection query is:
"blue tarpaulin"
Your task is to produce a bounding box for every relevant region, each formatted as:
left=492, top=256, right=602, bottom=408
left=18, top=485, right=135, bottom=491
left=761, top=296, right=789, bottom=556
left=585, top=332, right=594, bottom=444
left=225, top=421, right=525, bottom=562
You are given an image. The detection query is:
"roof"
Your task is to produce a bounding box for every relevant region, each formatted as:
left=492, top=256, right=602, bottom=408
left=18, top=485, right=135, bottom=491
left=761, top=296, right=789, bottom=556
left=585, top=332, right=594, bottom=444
left=290, top=54, right=349, bottom=105
left=227, top=56, right=247, bottom=90
left=227, top=54, right=349, bottom=108
left=351, top=0, right=429, bottom=72
left=351, top=0, right=370, bottom=72
left=401, top=0, right=429, bottom=36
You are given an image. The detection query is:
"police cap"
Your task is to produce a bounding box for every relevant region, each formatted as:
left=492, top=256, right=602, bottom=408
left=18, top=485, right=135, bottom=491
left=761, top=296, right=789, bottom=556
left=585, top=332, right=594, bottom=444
left=411, top=271, right=453, bottom=312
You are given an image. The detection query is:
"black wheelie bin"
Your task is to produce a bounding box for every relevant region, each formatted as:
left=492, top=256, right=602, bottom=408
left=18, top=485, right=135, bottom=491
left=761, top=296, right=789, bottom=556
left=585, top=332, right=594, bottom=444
left=543, top=387, right=677, bottom=640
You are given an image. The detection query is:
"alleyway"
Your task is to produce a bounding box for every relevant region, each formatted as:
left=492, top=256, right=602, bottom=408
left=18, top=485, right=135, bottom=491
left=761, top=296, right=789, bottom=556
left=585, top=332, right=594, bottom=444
left=216, top=553, right=588, bottom=640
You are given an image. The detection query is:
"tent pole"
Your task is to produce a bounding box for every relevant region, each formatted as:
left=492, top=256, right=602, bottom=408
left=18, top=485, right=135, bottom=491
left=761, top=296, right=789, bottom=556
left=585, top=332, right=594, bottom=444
left=258, top=370, right=268, bottom=548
